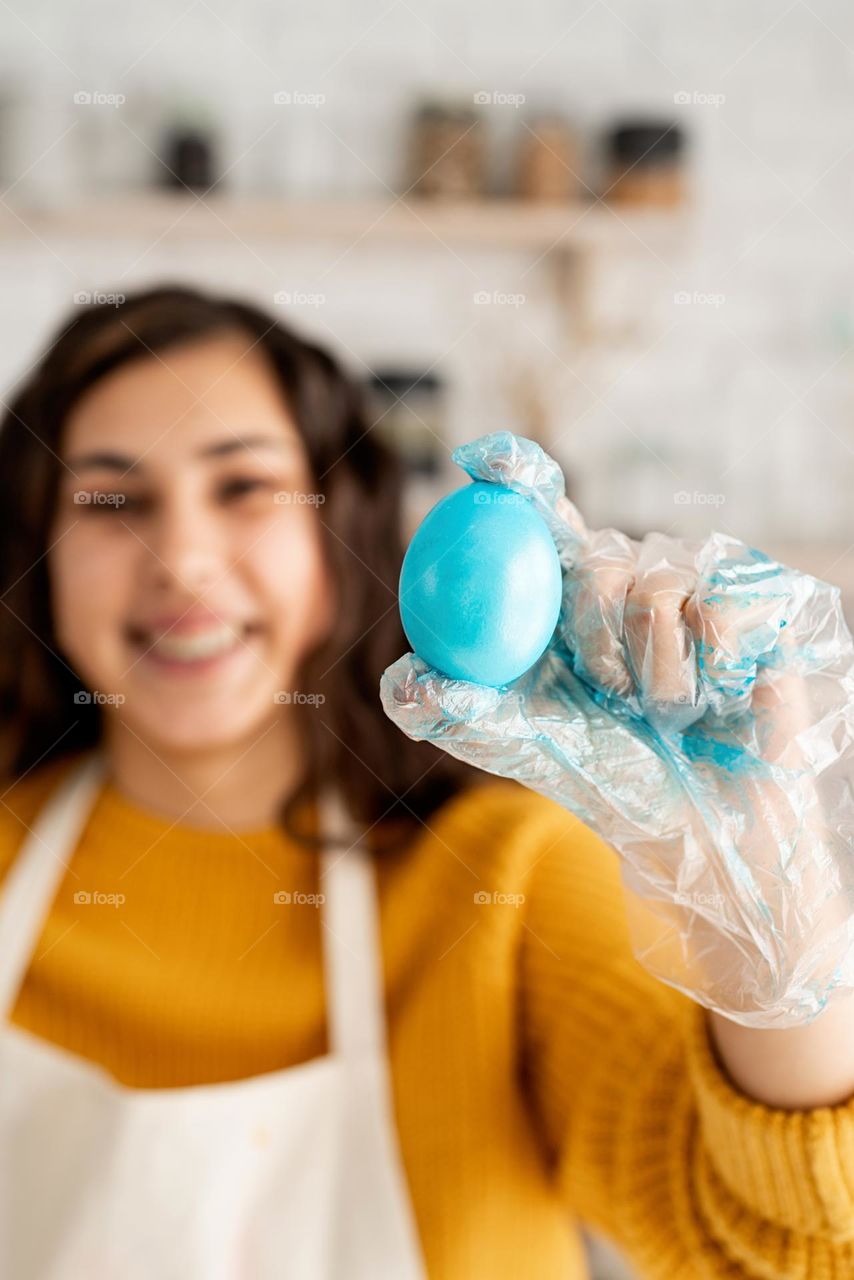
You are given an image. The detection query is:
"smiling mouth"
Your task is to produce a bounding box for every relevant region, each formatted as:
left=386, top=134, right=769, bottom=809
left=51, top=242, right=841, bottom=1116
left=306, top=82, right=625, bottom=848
left=126, top=621, right=260, bottom=665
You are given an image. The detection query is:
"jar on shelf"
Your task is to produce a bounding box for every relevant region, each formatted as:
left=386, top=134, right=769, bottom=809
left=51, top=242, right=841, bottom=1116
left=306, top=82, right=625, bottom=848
left=159, top=98, right=218, bottom=192
left=408, top=103, right=485, bottom=199
left=514, top=113, right=579, bottom=202
left=602, top=120, right=686, bottom=207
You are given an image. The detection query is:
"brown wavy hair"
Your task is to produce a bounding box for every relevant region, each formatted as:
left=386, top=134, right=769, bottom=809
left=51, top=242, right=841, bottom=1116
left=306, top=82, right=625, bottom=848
left=0, top=284, right=479, bottom=851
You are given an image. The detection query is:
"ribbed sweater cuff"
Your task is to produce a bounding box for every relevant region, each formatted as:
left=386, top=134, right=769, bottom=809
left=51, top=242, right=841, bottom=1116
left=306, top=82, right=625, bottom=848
left=685, top=1002, right=854, bottom=1243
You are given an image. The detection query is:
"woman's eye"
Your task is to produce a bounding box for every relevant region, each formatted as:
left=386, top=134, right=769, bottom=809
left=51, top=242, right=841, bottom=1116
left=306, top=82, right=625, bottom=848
left=219, top=477, right=276, bottom=504
left=74, top=491, right=142, bottom=514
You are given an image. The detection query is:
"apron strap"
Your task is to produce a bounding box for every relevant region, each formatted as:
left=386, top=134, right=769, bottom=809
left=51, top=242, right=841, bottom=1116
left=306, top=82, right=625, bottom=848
left=319, top=788, right=388, bottom=1060
left=0, top=754, right=389, bottom=1062
left=0, top=752, right=107, bottom=1018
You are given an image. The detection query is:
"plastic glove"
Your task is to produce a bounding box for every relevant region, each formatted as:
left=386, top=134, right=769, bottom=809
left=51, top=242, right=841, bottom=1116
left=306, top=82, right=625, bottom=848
left=380, top=431, right=854, bottom=1028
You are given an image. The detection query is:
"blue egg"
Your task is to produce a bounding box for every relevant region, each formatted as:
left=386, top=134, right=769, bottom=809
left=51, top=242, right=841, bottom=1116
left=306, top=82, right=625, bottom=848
left=399, top=481, right=563, bottom=687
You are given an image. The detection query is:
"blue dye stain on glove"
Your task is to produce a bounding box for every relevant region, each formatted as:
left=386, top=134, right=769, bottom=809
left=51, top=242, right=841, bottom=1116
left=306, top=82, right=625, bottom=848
left=399, top=481, right=563, bottom=687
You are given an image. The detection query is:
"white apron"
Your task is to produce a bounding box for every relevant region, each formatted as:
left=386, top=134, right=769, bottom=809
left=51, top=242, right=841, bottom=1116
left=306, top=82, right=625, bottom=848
left=0, top=753, right=426, bottom=1279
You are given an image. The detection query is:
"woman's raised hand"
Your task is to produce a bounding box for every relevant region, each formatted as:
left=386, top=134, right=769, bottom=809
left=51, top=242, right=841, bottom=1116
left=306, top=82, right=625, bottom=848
left=381, top=432, right=854, bottom=1028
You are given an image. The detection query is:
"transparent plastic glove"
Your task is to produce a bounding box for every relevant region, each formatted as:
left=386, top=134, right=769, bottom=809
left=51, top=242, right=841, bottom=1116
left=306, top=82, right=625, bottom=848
left=380, top=431, right=854, bottom=1028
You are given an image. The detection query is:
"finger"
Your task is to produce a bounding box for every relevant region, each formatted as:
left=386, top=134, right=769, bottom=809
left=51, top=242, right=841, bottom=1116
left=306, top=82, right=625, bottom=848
left=380, top=648, right=689, bottom=837
left=451, top=431, right=589, bottom=561
left=685, top=533, right=793, bottom=719
left=623, top=533, right=705, bottom=732
left=379, top=653, right=503, bottom=742
left=560, top=526, right=637, bottom=698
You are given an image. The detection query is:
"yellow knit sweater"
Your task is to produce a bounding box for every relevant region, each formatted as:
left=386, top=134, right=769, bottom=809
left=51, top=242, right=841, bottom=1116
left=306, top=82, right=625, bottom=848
left=2, top=754, right=854, bottom=1279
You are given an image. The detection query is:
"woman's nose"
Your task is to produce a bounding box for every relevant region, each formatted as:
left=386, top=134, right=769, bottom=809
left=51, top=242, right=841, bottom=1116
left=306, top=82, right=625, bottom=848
left=147, top=500, right=223, bottom=592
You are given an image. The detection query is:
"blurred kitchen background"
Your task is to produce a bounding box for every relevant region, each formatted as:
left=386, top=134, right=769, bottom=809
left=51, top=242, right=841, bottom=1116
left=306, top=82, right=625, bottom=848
left=1, top=1, right=853, bottom=625
left=3, top=2, right=854, bottom=1274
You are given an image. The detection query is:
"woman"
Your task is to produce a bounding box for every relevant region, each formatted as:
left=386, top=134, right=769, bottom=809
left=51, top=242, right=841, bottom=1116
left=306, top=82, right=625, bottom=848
left=0, top=284, right=852, bottom=1279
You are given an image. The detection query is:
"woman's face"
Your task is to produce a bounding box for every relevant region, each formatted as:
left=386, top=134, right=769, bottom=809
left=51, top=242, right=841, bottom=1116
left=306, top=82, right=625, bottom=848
left=49, top=332, right=335, bottom=752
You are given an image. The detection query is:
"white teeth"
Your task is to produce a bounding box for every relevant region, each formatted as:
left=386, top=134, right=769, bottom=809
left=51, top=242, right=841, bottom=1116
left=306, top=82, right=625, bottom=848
left=147, top=624, right=242, bottom=662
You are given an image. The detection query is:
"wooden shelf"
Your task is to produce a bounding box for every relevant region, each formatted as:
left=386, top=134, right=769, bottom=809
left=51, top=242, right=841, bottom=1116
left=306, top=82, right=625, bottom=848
left=0, top=192, right=687, bottom=253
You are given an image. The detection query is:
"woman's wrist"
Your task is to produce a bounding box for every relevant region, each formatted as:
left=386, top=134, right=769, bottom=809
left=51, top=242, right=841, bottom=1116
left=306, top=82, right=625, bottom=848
left=709, top=995, right=854, bottom=1109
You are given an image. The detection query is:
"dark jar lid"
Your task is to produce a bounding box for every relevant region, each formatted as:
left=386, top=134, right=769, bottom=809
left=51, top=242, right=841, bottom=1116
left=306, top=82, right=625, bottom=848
left=606, top=121, right=685, bottom=167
